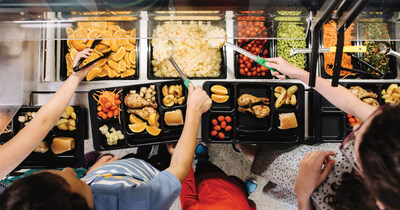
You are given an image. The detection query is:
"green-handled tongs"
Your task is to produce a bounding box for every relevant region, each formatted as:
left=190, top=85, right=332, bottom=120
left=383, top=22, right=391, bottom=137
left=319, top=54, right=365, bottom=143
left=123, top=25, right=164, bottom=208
left=165, top=40, right=193, bottom=89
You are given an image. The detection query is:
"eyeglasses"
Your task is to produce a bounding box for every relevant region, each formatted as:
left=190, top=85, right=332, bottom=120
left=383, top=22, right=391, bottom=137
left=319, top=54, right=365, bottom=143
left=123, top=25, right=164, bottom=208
left=339, top=104, right=389, bottom=179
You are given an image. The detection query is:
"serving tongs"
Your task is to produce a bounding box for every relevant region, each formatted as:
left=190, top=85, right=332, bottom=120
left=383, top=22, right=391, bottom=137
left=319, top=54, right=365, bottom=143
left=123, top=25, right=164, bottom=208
left=348, top=53, right=385, bottom=77
left=164, top=40, right=193, bottom=89
left=73, top=39, right=111, bottom=72
left=326, top=64, right=382, bottom=79
left=290, top=46, right=366, bottom=57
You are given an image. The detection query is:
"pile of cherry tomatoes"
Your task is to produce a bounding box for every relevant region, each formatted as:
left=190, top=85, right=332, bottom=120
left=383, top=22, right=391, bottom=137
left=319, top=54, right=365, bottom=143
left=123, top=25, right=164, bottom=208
left=210, top=115, right=232, bottom=139
left=97, top=94, right=122, bottom=120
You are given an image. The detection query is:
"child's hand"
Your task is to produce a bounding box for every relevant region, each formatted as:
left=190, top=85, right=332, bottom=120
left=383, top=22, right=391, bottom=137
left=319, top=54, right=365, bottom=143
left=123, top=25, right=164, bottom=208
left=71, top=48, right=97, bottom=81
left=87, top=154, right=119, bottom=174
left=263, top=57, right=308, bottom=80
left=187, top=83, right=212, bottom=114
left=295, top=151, right=335, bottom=202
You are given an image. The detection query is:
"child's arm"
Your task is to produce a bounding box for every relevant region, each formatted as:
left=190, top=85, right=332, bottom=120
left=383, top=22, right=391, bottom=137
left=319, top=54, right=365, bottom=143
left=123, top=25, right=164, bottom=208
left=0, top=49, right=94, bottom=179
left=166, top=84, right=212, bottom=183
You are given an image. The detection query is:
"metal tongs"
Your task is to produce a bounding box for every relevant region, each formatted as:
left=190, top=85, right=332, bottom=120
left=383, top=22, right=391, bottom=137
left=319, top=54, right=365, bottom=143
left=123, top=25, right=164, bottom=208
left=164, top=40, right=193, bottom=89
left=73, top=39, right=112, bottom=72
left=378, top=41, right=400, bottom=58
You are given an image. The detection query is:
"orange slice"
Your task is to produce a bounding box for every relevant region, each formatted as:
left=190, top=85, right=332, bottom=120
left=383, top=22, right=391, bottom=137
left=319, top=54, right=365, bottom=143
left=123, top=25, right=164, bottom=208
left=148, top=113, right=159, bottom=128
left=101, top=48, right=111, bottom=54
left=67, top=37, right=73, bottom=48
left=112, top=46, right=125, bottom=61
left=96, top=58, right=107, bottom=67
left=124, top=43, right=135, bottom=51
left=65, top=53, right=73, bottom=71
left=70, top=48, right=78, bottom=60
left=86, top=39, right=94, bottom=48
left=211, top=94, right=229, bottom=103
left=120, top=39, right=130, bottom=45
left=86, top=67, right=102, bottom=81
left=101, top=30, right=113, bottom=39
left=107, top=24, right=120, bottom=32
left=92, top=22, right=107, bottom=31
left=102, top=65, right=113, bottom=78
left=110, top=39, right=120, bottom=52
left=121, top=69, right=135, bottom=78
left=129, top=114, right=143, bottom=124
left=97, top=69, right=107, bottom=77
left=129, top=50, right=136, bottom=65
left=74, top=28, right=88, bottom=39
left=124, top=52, right=131, bottom=67
left=108, top=60, right=120, bottom=73
left=130, top=28, right=136, bottom=38
left=118, top=60, right=127, bottom=72
left=113, top=29, right=126, bottom=38
left=129, top=123, right=147, bottom=133
left=211, top=85, right=228, bottom=95
left=88, top=29, right=101, bottom=39
left=95, top=44, right=108, bottom=51
left=77, top=22, right=92, bottom=30
left=66, top=27, right=74, bottom=37
left=146, top=125, right=161, bottom=136
left=73, top=40, right=87, bottom=51
left=84, top=53, right=100, bottom=64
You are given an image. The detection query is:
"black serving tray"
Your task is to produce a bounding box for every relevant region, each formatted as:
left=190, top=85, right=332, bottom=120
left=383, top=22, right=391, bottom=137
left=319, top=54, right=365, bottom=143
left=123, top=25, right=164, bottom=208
left=59, top=21, right=140, bottom=81
left=202, top=81, right=305, bottom=144
left=312, top=82, right=400, bottom=143
left=4, top=106, right=86, bottom=168
left=88, top=80, right=187, bottom=151
left=147, top=20, right=227, bottom=80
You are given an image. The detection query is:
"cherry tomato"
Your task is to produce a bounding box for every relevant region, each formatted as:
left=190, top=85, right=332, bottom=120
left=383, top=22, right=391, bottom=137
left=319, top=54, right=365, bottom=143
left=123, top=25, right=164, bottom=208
left=218, top=116, right=225, bottom=122
left=225, top=116, right=232, bottom=123
left=349, top=118, right=356, bottom=123
left=218, top=132, right=225, bottom=139
left=225, top=125, right=232, bottom=131
left=115, top=100, right=121, bottom=105
left=221, top=121, right=227, bottom=129
left=211, top=130, right=218, bottom=136
left=103, top=107, right=109, bottom=113
left=347, top=114, right=352, bottom=118
left=107, top=111, right=114, bottom=118
left=97, top=111, right=104, bottom=117
left=214, top=125, right=221, bottom=131
left=105, top=102, right=112, bottom=108
left=212, top=119, right=218, bottom=125
left=114, top=109, right=119, bottom=117
left=114, top=94, right=120, bottom=100
left=110, top=106, right=116, bottom=111
left=101, top=113, right=107, bottom=120
left=97, top=105, right=102, bottom=111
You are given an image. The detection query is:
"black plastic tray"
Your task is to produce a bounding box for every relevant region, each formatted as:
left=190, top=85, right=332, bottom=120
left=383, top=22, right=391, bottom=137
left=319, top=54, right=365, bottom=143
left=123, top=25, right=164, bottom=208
left=312, top=82, right=400, bottom=143
left=88, top=80, right=187, bottom=151
left=59, top=21, right=140, bottom=81
left=3, top=106, right=86, bottom=168
left=147, top=20, right=227, bottom=80
left=202, top=81, right=305, bottom=144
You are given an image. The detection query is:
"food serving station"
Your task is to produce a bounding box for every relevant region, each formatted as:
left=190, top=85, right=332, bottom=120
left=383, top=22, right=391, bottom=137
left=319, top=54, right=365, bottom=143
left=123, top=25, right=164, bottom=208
left=0, top=0, right=400, bottom=168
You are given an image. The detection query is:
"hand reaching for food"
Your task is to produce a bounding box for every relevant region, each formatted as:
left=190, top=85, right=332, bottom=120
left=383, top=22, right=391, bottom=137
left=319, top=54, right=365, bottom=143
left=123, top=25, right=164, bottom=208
left=295, top=151, right=336, bottom=202
left=263, top=57, right=308, bottom=80
left=187, top=83, right=212, bottom=114
left=71, top=48, right=97, bottom=80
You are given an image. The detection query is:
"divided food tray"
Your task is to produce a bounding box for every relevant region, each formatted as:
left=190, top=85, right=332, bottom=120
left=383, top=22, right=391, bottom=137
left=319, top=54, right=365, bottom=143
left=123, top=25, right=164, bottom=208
left=202, top=81, right=305, bottom=144
left=1, top=106, right=86, bottom=168
left=312, top=82, right=400, bottom=143
left=147, top=20, right=227, bottom=80
left=59, top=21, right=140, bottom=81
left=88, top=80, right=187, bottom=151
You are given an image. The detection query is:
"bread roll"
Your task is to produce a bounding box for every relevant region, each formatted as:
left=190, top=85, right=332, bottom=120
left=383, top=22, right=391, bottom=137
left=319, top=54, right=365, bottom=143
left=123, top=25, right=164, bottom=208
left=51, top=137, right=75, bottom=154
left=164, top=109, right=184, bottom=126
left=278, top=112, right=298, bottom=130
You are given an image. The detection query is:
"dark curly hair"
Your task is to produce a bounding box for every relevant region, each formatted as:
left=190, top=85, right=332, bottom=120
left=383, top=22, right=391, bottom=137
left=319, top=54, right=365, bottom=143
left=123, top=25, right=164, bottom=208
left=359, top=104, right=400, bottom=210
left=0, top=172, right=90, bottom=210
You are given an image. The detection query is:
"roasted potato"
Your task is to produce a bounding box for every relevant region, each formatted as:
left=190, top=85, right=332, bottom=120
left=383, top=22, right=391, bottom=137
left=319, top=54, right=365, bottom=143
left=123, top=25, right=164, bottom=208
left=290, top=95, right=297, bottom=105
left=274, top=86, right=286, bottom=94
left=163, top=95, right=175, bottom=107
left=275, top=92, right=287, bottom=108
left=287, top=85, right=298, bottom=95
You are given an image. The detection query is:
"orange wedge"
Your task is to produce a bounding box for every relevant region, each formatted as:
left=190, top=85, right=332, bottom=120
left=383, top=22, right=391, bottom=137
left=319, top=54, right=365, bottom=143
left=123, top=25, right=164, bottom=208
left=101, top=30, right=113, bottom=39
left=131, top=28, right=136, bottom=38
left=66, top=27, right=74, bottom=37
left=86, top=39, right=94, bottom=48
left=129, top=123, right=147, bottom=133
left=124, top=43, right=135, bottom=51
left=110, top=39, right=119, bottom=52
left=107, top=24, right=120, bottom=32
left=73, top=40, right=87, bottom=51
left=75, top=28, right=88, bottom=39
left=108, top=60, right=120, bottom=73
left=148, top=113, right=159, bottom=128
left=96, top=58, right=107, bottom=67
left=211, top=85, right=228, bottom=95
left=86, top=67, right=102, bottom=81
left=92, top=22, right=107, bottom=31
left=84, top=53, right=100, bottom=64
left=146, top=125, right=161, bottom=136
left=129, top=114, right=143, bottom=124
left=102, top=65, right=113, bottom=78
left=97, top=69, right=107, bottom=77
left=112, top=46, right=125, bottom=61
left=118, top=60, right=126, bottom=72
left=94, top=44, right=108, bottom=51
left=120, top=39, right=130, bottom=45
left=65, top=53, right=73, bottom=71
left=121, top=69, right=135, bottom=78
left=67, top=37, right=73, bottom=48
left=70, top=48, right=78, bottom=60
left=77, top=22, right=92, bottom=30
left=113, top=29, right=126, bottom=38
left=124, top=52, right=131, bottom=66
left=211, top=94, right=229, bottom=103
left=88, top=29, right=101, bottom=39
left=129, top=50, right=136, bottom=65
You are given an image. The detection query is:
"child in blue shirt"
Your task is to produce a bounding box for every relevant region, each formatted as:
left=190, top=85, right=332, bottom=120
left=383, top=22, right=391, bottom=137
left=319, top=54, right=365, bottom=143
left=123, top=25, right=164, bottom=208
left=0, top=75, right=211, bottom=209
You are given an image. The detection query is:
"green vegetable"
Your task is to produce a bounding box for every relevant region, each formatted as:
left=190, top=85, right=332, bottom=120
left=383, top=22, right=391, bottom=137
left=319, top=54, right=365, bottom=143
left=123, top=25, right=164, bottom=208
left=277, top=22, right=306, bottom=69
left=363, top=41, right=391, bottom=74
